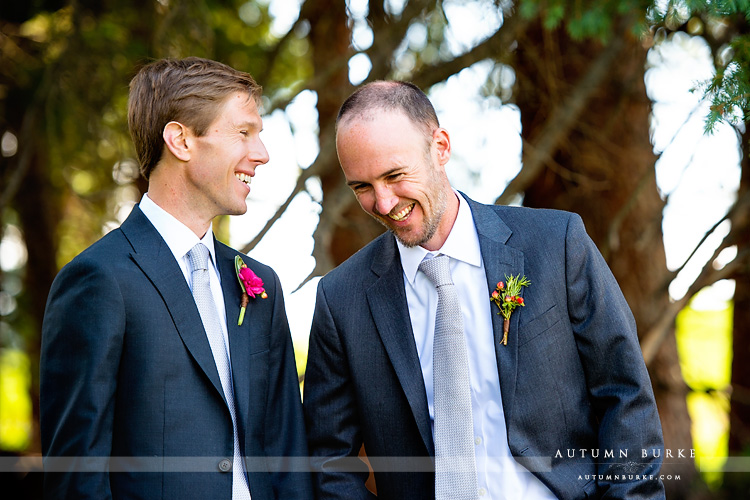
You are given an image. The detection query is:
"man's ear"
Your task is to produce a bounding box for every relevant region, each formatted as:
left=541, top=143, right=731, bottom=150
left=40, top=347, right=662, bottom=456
left=163, top=121, right=191, bottom=162
left=433, top=127, right=451, bottom=166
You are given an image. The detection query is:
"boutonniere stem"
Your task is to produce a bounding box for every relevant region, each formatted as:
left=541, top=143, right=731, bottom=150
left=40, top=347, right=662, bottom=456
left=490, top=274, right=530, bottom=345
left=235, top=255, right=267, bottom=326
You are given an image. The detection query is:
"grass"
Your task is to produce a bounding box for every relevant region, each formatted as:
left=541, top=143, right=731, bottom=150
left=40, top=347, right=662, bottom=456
left=675, top=298, right=733, bottom=488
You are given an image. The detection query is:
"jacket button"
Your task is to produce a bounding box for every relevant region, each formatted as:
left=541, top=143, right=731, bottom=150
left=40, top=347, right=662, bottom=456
left=218, top=458, right=232, bottom=472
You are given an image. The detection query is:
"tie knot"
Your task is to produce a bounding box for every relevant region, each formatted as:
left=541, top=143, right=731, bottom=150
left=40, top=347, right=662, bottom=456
left=188, top=243, right=210, bottom=273
left=418, top=254, right=453, bottom=288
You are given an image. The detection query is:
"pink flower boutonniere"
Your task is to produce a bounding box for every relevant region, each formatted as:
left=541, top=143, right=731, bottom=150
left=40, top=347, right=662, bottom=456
left=235, top=255, right=267, bottom=326
left=490, top=274, right=530, bottom=346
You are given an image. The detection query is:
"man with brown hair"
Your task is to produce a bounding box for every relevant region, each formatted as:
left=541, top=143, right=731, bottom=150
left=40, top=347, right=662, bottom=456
left=41, top=57, right=311, bottom=499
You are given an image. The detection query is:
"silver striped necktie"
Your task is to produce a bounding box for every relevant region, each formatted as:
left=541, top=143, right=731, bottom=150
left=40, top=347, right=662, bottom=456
left=419, top=254, right=479, bottom=500
left=188, top=243, right=251, bottom=500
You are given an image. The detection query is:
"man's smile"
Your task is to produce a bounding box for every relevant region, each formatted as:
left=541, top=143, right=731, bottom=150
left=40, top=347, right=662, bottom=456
left=388, top=203, right=414, bottom=221
left=235, top=172, right=252, bottom=186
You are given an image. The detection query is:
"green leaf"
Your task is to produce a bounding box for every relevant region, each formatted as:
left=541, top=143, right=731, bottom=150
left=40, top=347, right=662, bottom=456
left=235, top=255, right=246, bottom=289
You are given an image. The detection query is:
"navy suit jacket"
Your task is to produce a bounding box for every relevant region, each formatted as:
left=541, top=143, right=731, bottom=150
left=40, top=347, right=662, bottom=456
left=304, top=196, right=665, bottom=500
left=40, top=206, right=312, bottom=499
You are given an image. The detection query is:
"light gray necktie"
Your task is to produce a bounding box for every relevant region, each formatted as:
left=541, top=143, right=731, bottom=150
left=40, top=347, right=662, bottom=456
left=419, top=255, right=479, bottom=500
left=188, top=243, right=251, bottom=500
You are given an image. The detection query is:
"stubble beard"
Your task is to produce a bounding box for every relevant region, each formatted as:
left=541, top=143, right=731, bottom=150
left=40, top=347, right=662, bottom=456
left=375, top=168, right=448, bottom=249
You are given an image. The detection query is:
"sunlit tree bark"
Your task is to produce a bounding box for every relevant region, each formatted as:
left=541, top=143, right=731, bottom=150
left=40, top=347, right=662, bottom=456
left=729, top=131, right=750, bottom=456
left=512, top=19, right=699, bottom=498
left=7, top=101, right=58, bottom=453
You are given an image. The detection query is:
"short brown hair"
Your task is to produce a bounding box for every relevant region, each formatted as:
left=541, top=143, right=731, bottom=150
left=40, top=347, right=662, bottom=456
left=127, top=57, right=262, bottom=179
left=336, top=81, right=439, bottom=141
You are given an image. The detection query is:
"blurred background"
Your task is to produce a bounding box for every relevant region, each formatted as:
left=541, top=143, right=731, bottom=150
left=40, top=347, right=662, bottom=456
left=1, top=0, right=748, bottom=498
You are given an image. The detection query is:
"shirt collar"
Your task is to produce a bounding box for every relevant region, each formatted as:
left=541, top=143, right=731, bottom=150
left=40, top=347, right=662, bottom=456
left=139, top=193, right=217, bottom=267
left=397, top=191, right=482, bottom=284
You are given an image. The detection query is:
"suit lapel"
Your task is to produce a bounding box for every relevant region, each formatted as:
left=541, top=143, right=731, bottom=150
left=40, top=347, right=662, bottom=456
left=120, top=206, right=227, bottom=405
left=215, top=241, right=254, bottom=432
left=465, top=196, right=525, bottom=426
left=366, top=236, right=434, bottom=456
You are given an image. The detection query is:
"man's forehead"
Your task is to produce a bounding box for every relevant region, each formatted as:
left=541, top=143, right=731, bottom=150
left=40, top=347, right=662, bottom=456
left=228, top=91, right=261, bottom=111
left=338, top=107, right=405, bottom=129
left=220, top=91, right=261, bottom=112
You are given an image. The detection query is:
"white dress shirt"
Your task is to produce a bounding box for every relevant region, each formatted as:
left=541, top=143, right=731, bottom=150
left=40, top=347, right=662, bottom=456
left=397, top=192, right=557, bottom=500
left=139, top=193, right=231, bottom=360
left=140, top=194, right=254, bottom=499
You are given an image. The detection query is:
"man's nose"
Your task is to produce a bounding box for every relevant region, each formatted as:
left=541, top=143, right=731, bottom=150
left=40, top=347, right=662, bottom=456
left=373, top=186, right=399, bottom=216
left=249, top=138, right=270, bottom=165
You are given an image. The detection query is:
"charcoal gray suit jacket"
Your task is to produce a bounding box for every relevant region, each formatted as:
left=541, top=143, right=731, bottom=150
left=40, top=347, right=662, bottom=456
left=304, top=195, right=665, bottom=500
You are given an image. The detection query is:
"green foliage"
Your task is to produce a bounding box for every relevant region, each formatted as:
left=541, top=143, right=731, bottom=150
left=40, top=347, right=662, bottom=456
left=0, top=0, right=312, bottom=376
left=567, top=5, right=612, bottom=40
left=489, top=274, right=530, bottom=320
left=649, top=0, right=750, bottom=131
left=710, top=0, right=750, bottom=17
left=1, top=0, right=311, bottom=260
left=0, top=349, right=32, bottom=451
left=676, top=300, right=733, bottom=487
left=518, top=0, right=651, bottom=41
left=518, top=0, right=541, bottom=20
left=702, top=57, right=750, bottom=132
left=517, top=0, right=748, bottom=129
left=542, top=2, right=565, bottom=30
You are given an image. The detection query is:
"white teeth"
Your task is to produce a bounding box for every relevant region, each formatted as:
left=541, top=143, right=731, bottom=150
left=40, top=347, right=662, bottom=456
left=389, top=204, right=413, bottom=221
left=235, top=173, right=252, bottom=185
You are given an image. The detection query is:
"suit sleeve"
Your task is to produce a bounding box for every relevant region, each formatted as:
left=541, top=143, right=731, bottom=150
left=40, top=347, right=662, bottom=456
left=262, top=270, right=314, bottom=499
left=565, top=213, right=665, bottom=499
left=40, top=257, right=125, bottom=500
left=303, top=281, right=376, bottom=500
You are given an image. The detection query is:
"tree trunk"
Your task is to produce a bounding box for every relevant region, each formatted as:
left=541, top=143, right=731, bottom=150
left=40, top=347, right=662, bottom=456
left=304, top=1, right=384, bottom=272
left=729, top=130, right=750, bottom=453
left=513, top=20, right=698, bottom=497
left=13, top=139, right=59, bottom=454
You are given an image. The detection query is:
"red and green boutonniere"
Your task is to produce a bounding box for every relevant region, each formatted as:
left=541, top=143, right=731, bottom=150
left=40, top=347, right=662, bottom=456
left=235, top=255, right=267, bottom=326
left=490, top=274, right=530, bottom=346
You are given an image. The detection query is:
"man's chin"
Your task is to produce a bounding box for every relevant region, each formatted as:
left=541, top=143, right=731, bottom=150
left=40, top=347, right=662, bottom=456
left=369, top=213, right=427, bottom=247
left=391, top=228, right=427, bottom=248
left=226, top=202, right=248, bottom=217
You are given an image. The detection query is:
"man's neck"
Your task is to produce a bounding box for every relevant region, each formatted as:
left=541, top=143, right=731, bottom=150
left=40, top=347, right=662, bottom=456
left=420, top=189, right=460, bottom=252
left=146, top=182, right=211, bottom=239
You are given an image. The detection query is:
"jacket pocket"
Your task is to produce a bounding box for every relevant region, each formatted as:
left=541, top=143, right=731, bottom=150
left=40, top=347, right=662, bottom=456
left=248, top=333, right=271, bottom=355
left=518, top=304, right=562, bottom=347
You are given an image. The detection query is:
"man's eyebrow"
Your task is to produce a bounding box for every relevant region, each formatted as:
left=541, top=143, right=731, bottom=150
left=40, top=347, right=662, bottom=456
left=235, top=118, right=262, bottom=129
left=347, top=167, right=403, bottom=187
